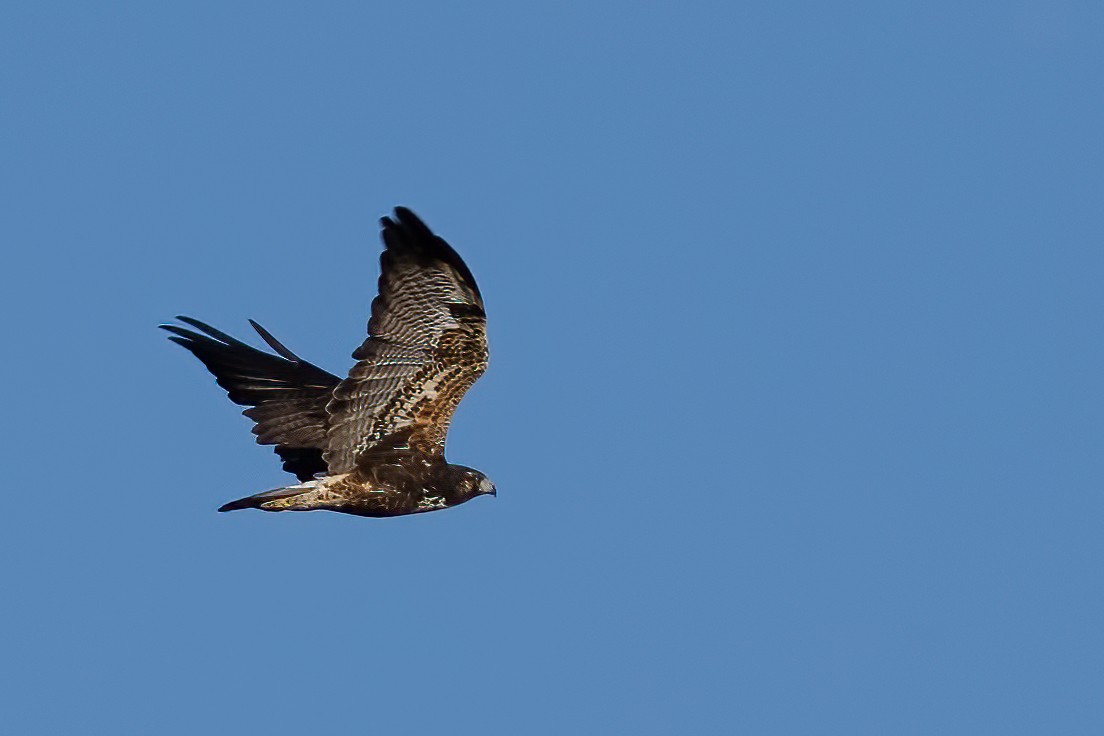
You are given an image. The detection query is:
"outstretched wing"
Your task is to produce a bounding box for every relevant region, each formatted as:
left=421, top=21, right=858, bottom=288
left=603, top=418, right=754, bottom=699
left=162, top=317, right=340, bottom=481
left=324, top=207, right=488, bottom=474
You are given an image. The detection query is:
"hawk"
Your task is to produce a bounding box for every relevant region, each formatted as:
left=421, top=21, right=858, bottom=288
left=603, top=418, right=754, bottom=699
left=161, top=207, right=495, bottom=517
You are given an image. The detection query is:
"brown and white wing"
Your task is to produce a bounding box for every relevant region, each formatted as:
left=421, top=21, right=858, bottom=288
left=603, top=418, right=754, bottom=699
left=324, top=207, right=488, bottom=473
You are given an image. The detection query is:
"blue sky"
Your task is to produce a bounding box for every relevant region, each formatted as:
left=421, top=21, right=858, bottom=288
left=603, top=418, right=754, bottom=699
left=2, top=2, right=1102, bottom=733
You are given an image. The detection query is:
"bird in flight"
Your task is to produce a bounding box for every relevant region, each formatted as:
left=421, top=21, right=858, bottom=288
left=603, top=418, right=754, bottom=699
left=161, top=207, right=495, bottom=517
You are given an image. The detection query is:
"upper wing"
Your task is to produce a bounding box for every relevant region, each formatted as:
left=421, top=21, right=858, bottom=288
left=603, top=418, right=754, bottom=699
left=324, top=207, right=488, bottom=473
left=162, top=317, right=340, bottom=481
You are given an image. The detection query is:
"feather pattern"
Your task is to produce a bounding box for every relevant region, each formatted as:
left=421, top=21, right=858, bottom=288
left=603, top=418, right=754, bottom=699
left=324, top=207, right=488, bottom=473
left=164, top=206, right=494, bottom=518
left=161, top=317, right=339, bottom=480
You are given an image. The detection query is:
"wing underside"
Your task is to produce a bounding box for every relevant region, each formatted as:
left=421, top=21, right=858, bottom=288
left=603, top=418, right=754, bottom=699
left=162, top=317, right=340, bottom=481
left=162, top=207, right=487, bottom=482
left=324, top=207, right=488, bottom=474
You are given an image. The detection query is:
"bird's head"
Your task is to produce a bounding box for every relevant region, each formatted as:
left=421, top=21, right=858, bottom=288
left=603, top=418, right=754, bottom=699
left=449, top=465, right=496, bottom=501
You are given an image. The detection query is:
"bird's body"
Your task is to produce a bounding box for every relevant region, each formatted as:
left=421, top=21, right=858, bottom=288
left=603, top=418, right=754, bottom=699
left=220, top=464, right=489, bottom=517
left=162, top=207, right=495, bottom=518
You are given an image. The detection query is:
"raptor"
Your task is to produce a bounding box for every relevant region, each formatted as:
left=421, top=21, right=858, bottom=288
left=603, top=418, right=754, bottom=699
left=162, top=207, right=495, bottom=517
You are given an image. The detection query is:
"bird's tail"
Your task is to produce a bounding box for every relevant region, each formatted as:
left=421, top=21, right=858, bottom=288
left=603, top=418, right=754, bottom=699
left=218, top=481, right=319, bottom=513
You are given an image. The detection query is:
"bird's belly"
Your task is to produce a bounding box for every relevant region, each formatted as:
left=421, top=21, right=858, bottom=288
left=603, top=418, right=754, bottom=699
left=320, top=479, right=426, bottom=517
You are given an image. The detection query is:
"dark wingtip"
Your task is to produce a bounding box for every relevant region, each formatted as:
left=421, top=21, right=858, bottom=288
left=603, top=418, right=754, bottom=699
left=160, top=324, right=194, bottom=339
left=379, top=206, right=482, bottom=300
left=218, top=498, right=253, bottom=512
left=159, top=321, right=192, bottom=336
left=392, top=206, right=426, bottom=229
left=248, top=319, right=302, bottom=362
left=160, top=326, right=184, bottom=345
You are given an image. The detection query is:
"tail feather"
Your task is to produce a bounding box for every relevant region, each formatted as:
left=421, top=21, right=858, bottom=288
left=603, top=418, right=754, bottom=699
left=218, top=484, right=315, bottom=513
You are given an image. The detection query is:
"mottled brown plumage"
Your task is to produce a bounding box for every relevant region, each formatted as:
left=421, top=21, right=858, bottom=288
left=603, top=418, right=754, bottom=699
left=162, top=207, right=495, bottom=517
